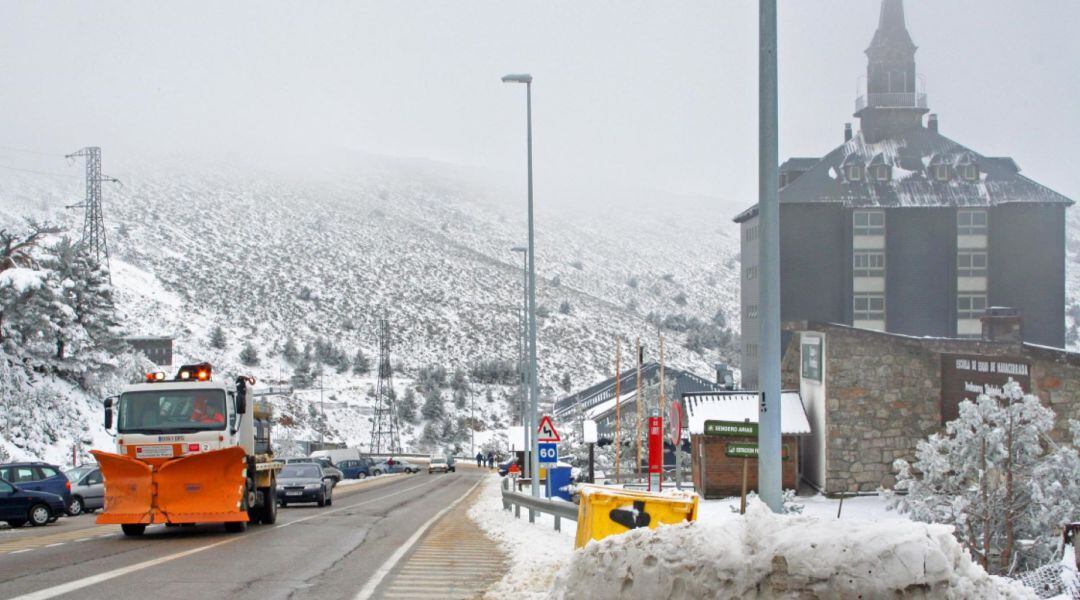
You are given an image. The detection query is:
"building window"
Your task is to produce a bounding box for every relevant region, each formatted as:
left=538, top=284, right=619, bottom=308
left=745, top=266, right=757, bottom=280
left=853, top=210, right=885, bottom=236
left=957, top=250, right=988, bottom=277
left=854, top=293, right=885, bottom=321
left=872, top=164, right=891, bottom=182
left=957, top=293, right=987, bottom=320
left=853, top=251, right=885, bottom=277
left=845, top=164, right=863, bottom=181
left=744, top=304, right=759, bottom=320
left=746, top=343, right=758, bottom=361
left=960, top=164, right=978, bottom=182
left=932, top=164, right=950, bottom=182
left=957, top=209, right=987, bottom=236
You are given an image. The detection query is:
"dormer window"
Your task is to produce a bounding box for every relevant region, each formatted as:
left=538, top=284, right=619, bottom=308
left=960, top=164, right=978, bottom=182
left=872, top=164, right=891, bottom=182
left=932, top=164, right=950, bottom=182
left=845, top=164, right=863, bottom=181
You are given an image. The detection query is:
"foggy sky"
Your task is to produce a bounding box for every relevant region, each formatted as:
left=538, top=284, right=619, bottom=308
left=1, top=1, right=1078, bottom=206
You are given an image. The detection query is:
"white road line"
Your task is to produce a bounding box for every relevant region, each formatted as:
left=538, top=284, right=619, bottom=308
left=354, top=478, right=482, bottom=600
left=10, top=475, right=448, bottom=600
left=74, top=538, right=91, bottom=542
left=11, top=549, right=32, bottom=554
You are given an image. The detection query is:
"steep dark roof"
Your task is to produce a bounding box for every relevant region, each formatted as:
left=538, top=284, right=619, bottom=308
left=734, top=127, right=1073, bottom=223
left=869, top=0, right=915, bottom=52
left=552, top=362, right=722, bottom=420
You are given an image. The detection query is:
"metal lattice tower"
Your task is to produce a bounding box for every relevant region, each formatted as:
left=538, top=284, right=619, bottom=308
left=65, top=147, right=119, bottom=279
left=369, top=318, right=401, bottom=454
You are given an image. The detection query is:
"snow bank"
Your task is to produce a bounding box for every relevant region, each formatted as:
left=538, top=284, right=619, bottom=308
left=550, top=499, right=1036, bottom=600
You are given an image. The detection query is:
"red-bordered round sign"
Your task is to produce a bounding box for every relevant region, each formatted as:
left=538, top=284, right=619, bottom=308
left=668, top=402, right=682, bottom=445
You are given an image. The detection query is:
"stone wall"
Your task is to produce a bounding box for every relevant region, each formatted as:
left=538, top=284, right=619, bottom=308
left=782, top=321, right=1080, bottom=495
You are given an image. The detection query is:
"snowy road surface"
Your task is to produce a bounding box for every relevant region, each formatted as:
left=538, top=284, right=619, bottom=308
left=0, top=470, right=488, bottom=600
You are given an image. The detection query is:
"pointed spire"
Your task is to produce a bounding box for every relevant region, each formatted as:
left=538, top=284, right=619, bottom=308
left=869, top=0, right=915, bottom=52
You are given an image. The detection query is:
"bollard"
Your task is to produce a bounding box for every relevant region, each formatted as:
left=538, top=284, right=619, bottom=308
left=554, top=514, right=561, bottom=532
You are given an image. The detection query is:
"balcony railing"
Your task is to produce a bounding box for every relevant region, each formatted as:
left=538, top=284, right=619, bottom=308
left=855, top=92, right=928, bottom=112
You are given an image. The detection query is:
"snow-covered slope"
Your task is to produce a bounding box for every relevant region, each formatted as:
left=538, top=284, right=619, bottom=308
left=0, top=154, right=741, bottom=454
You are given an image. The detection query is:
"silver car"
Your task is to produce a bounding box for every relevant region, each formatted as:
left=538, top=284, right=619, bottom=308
left=64, top=466, right=104, bottom=516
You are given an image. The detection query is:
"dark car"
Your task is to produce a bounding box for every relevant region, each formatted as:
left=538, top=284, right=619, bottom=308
left=278, top=457, right=344, bottom=486
left=337, top=457, right=375, bottom=479
left=0, top=462, right=73, bottom=514
left=276, top=463, right=335, bottom=507
left=0, top=477, right=66, bottom=527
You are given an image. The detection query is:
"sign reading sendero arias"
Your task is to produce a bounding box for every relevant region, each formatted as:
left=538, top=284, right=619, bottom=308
left=704, top=420, right=758, bottom=437
left=940, top=354, right=1031, bottom=425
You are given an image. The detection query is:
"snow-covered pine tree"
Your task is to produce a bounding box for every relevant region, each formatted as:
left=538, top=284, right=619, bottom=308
left=353, top=348, right=371, bottom=376
left=398, top=387, right=418, bottom=424
left=282, top=337, right=299, bottom=362
left=209, top=326, right=227, bottom=350
left=239, top=341, right=260, bottom=366
left=421, top=388, right=445, bottom=420
left=891, top=380, right=1059, bottom=574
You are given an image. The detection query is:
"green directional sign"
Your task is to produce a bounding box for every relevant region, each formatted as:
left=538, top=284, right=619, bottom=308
left=704, top=420, right=758, bottom=437
left=725, top=442, right=790, bottom=460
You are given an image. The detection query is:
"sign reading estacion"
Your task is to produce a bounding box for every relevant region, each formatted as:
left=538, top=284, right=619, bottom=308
left=704, top=420, right=758, bottom=437
left=941, top=354, right=1031, bottom=425
left=725, top=443, right=789, bottom=460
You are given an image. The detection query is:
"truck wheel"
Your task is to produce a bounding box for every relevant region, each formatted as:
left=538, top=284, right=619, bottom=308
left=224, top=521, right=246, bottom=533
left=121, top=524, right=146, bottom=537
left=259, top=486, right=278, bottom=525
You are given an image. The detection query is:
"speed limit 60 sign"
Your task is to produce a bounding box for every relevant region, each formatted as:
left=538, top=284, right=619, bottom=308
left=538, top=442, right=558, bottom=463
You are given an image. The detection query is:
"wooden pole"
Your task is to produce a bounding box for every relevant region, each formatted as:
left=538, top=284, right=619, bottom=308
left=614, top=338, right=621, bottom=484
left=740, top=458, right=749, bottom=515
left=636, top=337, right=642, bottom=481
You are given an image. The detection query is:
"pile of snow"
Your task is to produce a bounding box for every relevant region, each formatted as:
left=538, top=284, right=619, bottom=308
left=550, top=499, right=1035, bottom=600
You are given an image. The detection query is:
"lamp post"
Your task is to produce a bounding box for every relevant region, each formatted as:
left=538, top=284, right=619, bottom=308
left=511, top=245, right=530, bottom=478
left=502, top=72, right=541, bottom=503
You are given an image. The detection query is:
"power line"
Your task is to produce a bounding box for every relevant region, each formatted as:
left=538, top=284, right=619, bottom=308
left=0, top=145, right=66, bottom=158
left=0, top=163, right=80, bottom=178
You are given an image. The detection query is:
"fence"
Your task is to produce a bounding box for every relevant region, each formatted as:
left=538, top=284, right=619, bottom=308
left=501, top=477, right=578, bottom=532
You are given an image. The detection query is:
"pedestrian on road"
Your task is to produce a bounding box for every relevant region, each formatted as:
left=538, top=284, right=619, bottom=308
left=487, top=452, right=494, bottom=469
left=476, top=452, right=483, bottom=468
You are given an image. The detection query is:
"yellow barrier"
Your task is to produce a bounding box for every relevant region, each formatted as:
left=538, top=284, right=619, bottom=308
left=574, top=485, right=698, bottom=549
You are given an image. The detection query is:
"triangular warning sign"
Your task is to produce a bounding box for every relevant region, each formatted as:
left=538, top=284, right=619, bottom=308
left=537, top=415, right=561, bottom=442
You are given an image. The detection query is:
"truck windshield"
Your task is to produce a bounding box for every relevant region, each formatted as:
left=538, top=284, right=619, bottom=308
left=118, top=389, right=228, bottom=433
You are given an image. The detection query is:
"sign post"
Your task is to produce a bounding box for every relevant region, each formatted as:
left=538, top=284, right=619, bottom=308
left=648, top=408, right=662, bottom=492
left=669, top=402, right=682, bottom=489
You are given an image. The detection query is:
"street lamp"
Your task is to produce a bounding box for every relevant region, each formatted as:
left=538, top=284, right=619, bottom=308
left=511, top=245, right=529, bottom=477
left=502, top=72, right=541, bottom=504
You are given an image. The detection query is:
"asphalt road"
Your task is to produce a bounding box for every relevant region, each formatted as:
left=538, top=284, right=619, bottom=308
left=0, top=470, right=486, bottom=600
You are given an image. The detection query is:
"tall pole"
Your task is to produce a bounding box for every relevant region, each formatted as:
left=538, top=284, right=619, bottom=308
left=635, top=337, right=642, bottom=481
left=614, top=338, right=621, bottom=484
left=658, top=327, right=666, bottom=417
left=525, top=80, right=541, bottom=501
left=521, top=251, right=530, bottom=478
left=757, top=0, right=783, bottom=513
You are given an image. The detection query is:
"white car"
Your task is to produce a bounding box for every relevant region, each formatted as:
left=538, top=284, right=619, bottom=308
left=428, top=457, right=449, bottom=474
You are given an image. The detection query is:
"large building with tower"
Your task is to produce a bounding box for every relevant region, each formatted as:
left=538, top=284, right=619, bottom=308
left=735, top=0, right=1073, bottom=389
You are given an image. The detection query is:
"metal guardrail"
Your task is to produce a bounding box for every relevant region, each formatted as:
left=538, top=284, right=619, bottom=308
left=855, top=92, right=927, bottom=112
left=501, top=478, right=578, bottom=532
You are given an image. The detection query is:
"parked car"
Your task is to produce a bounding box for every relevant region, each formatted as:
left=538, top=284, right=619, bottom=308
left=337, top=457, right=376, bottom=479
left=371, top=458, right=420, bottom=476
left=428, top=457, right=449, bottom=474
left=276, top=463, right=334, bottom=507
left=277, top=457, right=344, bottom=485
left=64, top=466, right=104, bottom=516
left=0, top=476, right=66, bottom=527
left=498, top=458, right=521, bottom=477
left=308, top=448, right=362, bottom=465
left=0, top=462, right=73, bottom=514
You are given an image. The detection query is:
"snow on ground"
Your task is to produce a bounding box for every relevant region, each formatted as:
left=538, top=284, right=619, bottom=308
left=469, top=476, right=578, bottom=599
left=550, top=499, right=1035, bottom=599
left=472, top=480, right=1036, bottom=599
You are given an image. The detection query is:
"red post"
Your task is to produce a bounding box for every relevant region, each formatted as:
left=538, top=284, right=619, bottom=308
left=648, top=409, right=662, bottom=492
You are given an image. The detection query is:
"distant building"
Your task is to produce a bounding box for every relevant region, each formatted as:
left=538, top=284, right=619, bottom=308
left=552, top=362, right=724, bottom=437
left=125, top=336, right=174, bottom=366
left=735, top=0, right=1073, bottom=389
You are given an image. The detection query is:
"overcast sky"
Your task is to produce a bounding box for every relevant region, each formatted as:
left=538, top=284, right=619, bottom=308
left=1, top=1, right=1078, bottom=206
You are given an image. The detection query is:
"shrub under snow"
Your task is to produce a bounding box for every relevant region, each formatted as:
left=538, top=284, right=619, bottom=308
left=550, top=500, right=1034, bottom=599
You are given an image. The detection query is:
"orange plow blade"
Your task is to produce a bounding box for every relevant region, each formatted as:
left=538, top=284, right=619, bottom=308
left=93, top=447, right=250, bottom=525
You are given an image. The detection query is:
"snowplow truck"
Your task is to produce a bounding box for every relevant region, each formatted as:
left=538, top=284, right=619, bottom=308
left=93, top=362, right=281, bottom=536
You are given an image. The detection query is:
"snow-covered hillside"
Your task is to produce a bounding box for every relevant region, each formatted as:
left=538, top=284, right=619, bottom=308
left=0, top=154, right=741, bottom=455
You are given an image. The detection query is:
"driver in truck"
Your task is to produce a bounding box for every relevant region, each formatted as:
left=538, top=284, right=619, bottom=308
left=191, top=394, right=225, bottom=425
